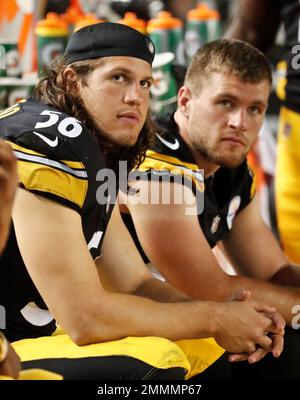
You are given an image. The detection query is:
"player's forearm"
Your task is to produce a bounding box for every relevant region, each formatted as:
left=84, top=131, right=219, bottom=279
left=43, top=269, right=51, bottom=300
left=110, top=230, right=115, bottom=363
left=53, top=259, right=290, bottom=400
left=224, top=0, right=279, bottom=52
left=69, top=292, right=216, bottom=346
left=227, top=275, right=300, bottom=326
left=189, top=272, right=300, bottom=326
left=224, top=19, right=272, bottom=51
left=133, top=276, right=191, bottom=302
left=224, top=18, right=254, bottom=43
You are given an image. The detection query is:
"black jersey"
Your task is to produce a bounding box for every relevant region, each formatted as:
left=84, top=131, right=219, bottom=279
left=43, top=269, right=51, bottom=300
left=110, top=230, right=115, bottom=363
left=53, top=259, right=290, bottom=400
left=278, top=0, right=300, bottom=112
left=122, top=114, right=255, bottom=262
left=0, top=100, right=113, bottom=341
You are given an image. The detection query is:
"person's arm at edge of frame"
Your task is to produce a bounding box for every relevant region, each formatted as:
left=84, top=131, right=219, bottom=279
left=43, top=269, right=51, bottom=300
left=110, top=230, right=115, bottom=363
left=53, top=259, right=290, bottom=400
left=0, top=141, right=20, bottom=379
left=0, top=140, right=18, bottom=254
left=0, top=332, right=20, bottom=379
left=224, top=0, right=281, bottom=52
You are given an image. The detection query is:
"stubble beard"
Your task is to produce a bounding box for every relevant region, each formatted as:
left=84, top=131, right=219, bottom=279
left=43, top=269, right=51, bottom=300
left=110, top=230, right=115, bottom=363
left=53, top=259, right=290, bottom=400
left=193, top=138, right=247, bottom=169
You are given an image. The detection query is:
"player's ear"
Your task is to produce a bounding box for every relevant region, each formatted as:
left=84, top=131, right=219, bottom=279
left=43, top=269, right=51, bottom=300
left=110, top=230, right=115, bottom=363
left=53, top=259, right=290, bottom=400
left=177, top=86, right=191, bottom=118
left=63, top=67, right=80, bottom=96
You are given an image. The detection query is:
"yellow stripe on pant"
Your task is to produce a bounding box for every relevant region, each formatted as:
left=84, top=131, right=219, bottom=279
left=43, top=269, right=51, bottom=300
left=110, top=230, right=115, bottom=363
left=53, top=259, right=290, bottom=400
left=12, top=333, right=224, bottom=380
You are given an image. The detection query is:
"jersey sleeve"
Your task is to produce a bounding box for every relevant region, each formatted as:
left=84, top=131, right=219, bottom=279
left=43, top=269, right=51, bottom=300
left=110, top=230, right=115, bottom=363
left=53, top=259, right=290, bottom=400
left=133, top=149, right=204, bottom=195
left=8, top=140, right=88, bottom=213
left=0, top=101, right=88, bottom=213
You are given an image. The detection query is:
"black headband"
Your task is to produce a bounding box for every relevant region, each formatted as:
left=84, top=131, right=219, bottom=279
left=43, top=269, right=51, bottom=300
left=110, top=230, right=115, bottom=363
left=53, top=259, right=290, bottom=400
left=64, top=22, right=155, bottom=65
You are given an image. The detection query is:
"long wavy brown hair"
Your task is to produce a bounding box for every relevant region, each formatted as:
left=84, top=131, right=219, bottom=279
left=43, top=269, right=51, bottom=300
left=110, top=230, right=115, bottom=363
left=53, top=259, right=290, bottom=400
left=34, top=58, right=156, bottom=173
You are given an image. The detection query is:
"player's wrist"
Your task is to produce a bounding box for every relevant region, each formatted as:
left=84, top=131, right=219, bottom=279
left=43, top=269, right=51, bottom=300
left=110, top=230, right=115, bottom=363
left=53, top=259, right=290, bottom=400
left=200, top=301, right=222, bottom=338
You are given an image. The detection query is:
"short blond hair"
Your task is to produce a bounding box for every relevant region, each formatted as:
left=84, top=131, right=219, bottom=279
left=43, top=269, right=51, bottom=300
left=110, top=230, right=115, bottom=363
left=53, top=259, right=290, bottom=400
left=185, top=39, right=272, bottom=94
